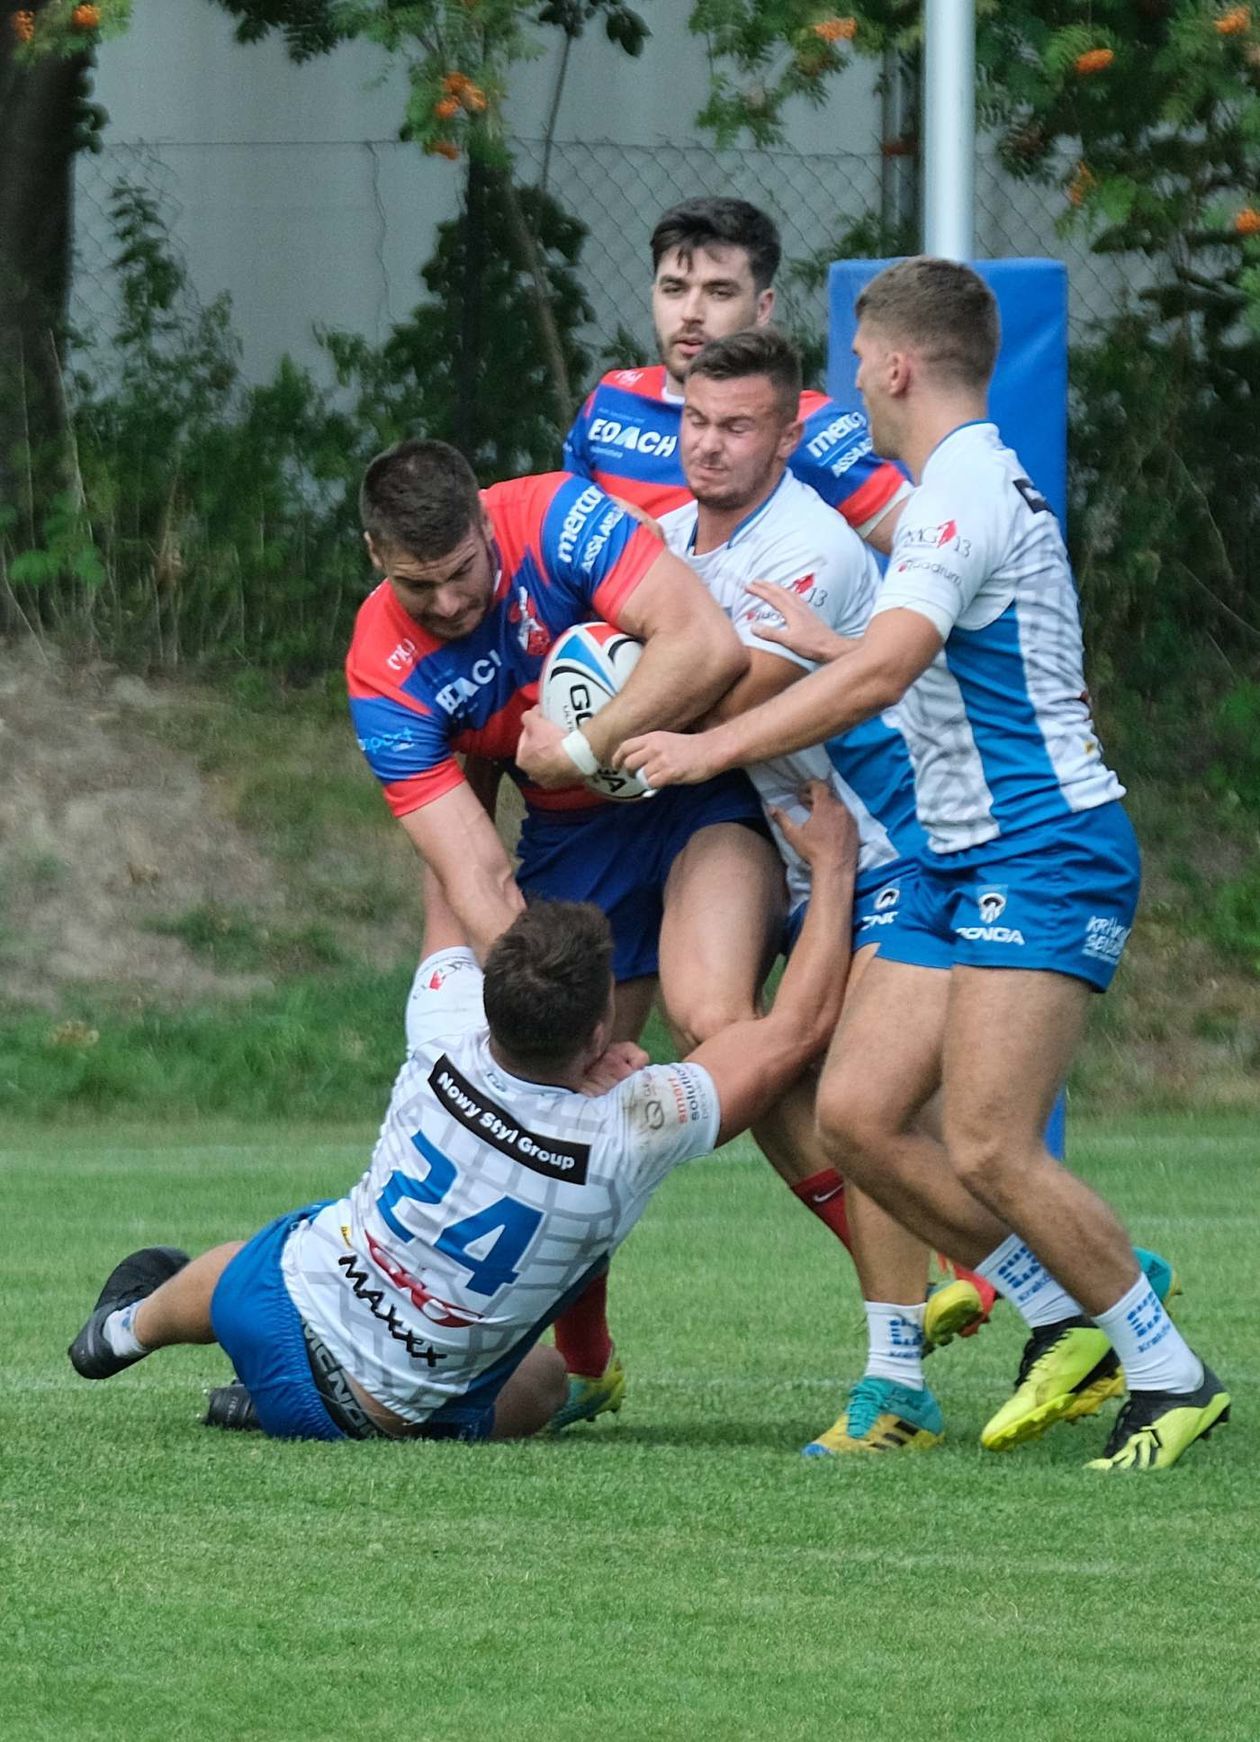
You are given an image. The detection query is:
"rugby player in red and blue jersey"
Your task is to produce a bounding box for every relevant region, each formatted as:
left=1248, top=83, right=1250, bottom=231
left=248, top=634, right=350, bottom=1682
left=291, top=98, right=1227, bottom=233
left=562, top=197, right=911, bottom=549
left=347, top=439, right=795, bottom=1424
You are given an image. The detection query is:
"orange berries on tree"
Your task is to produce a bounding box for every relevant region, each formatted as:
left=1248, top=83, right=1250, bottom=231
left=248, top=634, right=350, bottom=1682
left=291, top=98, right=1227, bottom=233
left=1074, top=47, right=1115, bottom=75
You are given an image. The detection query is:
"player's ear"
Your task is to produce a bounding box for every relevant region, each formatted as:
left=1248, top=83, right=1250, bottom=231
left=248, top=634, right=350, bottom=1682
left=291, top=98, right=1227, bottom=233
left=887, top=347, right=912, bottom=398
left=364, top=531, right=386, bottom=572
left=777, top=416, right=803, bottom=463
left=755, top=286, right=776, bottom=326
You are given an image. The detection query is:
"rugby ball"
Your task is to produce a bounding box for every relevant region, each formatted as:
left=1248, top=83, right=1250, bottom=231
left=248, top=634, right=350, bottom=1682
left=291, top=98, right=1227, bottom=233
left=540, top=622, right=653, bottom=802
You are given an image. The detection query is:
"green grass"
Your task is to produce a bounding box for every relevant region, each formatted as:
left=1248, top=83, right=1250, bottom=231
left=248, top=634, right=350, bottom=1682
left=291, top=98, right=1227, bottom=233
left=4, top=1116, right=1257, bottom=1740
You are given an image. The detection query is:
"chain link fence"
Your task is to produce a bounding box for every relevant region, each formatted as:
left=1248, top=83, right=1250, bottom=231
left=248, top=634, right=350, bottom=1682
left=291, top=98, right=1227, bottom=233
left=72, top=134, right=1141, bottom=385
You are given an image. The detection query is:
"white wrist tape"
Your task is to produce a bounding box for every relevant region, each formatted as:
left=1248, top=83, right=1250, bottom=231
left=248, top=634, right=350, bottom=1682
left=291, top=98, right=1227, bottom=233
left=560, top=728, right=600, bottom=777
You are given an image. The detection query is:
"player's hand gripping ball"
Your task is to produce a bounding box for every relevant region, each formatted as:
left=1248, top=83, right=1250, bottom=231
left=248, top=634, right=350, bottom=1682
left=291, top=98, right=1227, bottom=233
left=540, top=623, right=654, bottom=802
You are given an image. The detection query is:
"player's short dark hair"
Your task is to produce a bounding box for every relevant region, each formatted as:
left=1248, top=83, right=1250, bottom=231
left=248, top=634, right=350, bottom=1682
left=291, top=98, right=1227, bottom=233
left=483, top=901, right=614, bottom=1069
left=359, top=438, right=483, bottom=560
left=686, top=326, right=802, bottom=420
left=650, top=198, right=781, bottom=292
left=855, top=257, right=1000, bottom=388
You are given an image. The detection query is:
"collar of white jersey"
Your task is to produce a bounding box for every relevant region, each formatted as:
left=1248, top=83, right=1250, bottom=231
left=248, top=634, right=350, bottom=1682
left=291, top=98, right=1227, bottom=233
left=477, top=1033, right=574, bottom=1102
left=924, top=420, right=999, bottom=473
left=687, top=469, right=793, bottom=554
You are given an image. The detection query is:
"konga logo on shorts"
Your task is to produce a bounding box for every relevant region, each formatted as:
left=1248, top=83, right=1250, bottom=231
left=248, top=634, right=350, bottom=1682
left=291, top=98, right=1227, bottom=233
left=956, top=886, right=1025, bottom=945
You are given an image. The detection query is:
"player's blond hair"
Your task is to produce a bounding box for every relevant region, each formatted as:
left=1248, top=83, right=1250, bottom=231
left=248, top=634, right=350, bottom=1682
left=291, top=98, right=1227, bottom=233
left=855, top=258, right=1000, bottom=389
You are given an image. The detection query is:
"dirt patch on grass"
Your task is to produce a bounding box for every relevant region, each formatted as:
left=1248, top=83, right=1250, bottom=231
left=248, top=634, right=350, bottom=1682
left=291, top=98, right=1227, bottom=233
left=0, top=646, right=421, bottom=1008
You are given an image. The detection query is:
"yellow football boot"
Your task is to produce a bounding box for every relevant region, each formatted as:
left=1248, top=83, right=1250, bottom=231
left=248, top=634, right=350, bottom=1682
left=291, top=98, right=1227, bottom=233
left=803, top=1377, right=944, bottom=1456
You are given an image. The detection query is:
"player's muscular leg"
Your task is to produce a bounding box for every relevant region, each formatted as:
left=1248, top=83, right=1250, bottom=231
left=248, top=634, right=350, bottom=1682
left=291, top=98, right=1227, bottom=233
left=490, top=1344, right=569, bottom=1439
left=816, top=957, right=1008, bottom=1263
left=657, top=822, right=783, bottom=1047
left=940, top=967, right=1140, bottom=1313
left=658, top=824, right=833, bottom=1187
left=132, top=1242, right=245, bottom=1347
left=827, top=946, right=934, bottom=1302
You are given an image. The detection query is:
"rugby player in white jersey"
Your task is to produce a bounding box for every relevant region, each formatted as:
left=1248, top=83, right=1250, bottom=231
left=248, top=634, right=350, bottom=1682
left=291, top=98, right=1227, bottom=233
left=67, top=790, right=855, bottom=1444
left=659, top=325, right=971, bottom=1452
left=621, top=259, right=1229, bottom=1471
left=660, top=326, right=1175, bottom=1455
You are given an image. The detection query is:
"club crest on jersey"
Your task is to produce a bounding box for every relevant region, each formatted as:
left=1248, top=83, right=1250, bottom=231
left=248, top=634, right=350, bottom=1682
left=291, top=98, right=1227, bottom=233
left=510, top=585, right=551, bottom=657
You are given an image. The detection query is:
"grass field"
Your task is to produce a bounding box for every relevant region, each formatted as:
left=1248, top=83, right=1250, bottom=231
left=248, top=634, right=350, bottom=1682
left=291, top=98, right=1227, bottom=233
left=4, top=1116, right=1257, bottom=1741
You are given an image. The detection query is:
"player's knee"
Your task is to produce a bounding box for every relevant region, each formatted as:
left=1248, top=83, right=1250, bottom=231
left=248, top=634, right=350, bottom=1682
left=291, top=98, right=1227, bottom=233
left=664, top=990, right=757, bottom=1053
left=815, top=1077, right=882, bottom=1173
left=945, top=1123, right=1024, bottom=1203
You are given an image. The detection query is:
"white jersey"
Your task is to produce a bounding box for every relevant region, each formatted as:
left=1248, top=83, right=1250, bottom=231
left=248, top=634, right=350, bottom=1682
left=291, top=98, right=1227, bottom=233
left=284, top=949, right=720, bottom=1424
left=661, top=470, right=900, bottom=902
left=873, top=422, right=1124, bottom=855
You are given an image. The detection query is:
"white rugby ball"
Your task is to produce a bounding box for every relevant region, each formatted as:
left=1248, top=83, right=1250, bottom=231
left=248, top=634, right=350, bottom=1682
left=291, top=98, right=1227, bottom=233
left=540, top=622, right=653, bottom=802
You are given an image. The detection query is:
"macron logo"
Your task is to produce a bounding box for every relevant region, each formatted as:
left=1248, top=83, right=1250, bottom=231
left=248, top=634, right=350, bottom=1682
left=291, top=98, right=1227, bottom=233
left=557, top=485, right=605, bottom=567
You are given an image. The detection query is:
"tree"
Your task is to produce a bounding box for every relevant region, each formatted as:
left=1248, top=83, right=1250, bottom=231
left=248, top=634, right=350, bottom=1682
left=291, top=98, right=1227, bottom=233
left=0, top=0, right=650, bottom=505
left=693, top=3, right=1260, bottom=692
left=213, top=1, right=649, bottom=426
left=0, top=2, right=120, bottom=522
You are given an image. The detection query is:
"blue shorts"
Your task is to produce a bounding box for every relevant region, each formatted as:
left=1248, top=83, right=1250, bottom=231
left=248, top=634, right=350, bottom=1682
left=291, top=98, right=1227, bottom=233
left=782, top=856, right=935, bottom=961
left=784, top=875, right=1069, bottom=1162
left=875, top=803, right=1141, bottom=992
left=517, top=772, right=767, bottom=982
left=212, top=1203, right=607, bottom=1443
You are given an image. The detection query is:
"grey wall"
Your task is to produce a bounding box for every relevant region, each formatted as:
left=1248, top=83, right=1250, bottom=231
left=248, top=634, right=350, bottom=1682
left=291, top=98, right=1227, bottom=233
left=78, top=0, right=882, bottom=381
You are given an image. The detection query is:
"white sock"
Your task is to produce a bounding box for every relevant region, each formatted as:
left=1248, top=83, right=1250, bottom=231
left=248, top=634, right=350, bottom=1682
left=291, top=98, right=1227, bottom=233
left=1094, top=1274, right=1203, bottom=1394
left=975, top=1236, right=1083, bottom=1329
left=863, top=1301, right=926, bottom=1390
left=103, top=1302, right=149, bottom=1359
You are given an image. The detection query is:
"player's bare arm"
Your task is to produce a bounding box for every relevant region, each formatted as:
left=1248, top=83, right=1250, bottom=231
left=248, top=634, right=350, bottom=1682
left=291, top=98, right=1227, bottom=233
left=399, top=782, right=524, bottom=962
left=516, top=545, right=747, bottom=787
left=687, top=782, right=857, bottom=1143
left=617, top=608, right=942, bottom=789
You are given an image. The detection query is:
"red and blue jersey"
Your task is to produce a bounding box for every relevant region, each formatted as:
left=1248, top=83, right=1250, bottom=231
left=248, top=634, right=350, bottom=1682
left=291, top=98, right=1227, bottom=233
left=562, top=365, right=910, bottom=534
left=346, top=473, right=660, bottom=818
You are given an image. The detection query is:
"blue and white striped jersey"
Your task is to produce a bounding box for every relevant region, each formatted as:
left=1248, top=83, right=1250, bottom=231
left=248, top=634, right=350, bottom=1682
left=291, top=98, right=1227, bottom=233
left=283, top=950, right=719, bottom=1425
left=873, top=422, right=1124, bottom=856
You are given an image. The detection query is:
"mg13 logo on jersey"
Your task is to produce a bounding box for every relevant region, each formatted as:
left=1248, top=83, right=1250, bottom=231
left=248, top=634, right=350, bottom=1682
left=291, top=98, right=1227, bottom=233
left=956, top=887, right=1026, bottom=945
left=899, top=519, right=973, bottom=558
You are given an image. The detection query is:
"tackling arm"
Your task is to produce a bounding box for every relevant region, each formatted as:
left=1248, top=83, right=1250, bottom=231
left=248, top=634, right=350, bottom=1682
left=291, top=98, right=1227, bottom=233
left=685, top=783, right=856, bottom=1144
left=618, top=608, right=942, bottom=788
left=398, top=781, right=524, bottom=963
